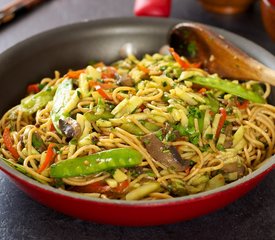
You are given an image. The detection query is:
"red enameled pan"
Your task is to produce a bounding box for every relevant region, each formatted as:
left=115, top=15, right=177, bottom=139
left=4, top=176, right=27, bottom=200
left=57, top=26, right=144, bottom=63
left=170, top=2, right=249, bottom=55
left=0, top=17, right=275, bottom=226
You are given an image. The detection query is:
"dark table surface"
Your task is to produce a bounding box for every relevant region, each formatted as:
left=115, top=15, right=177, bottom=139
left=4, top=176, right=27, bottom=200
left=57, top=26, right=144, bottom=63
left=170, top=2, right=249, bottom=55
left=1, top=0, right=275, bottom=239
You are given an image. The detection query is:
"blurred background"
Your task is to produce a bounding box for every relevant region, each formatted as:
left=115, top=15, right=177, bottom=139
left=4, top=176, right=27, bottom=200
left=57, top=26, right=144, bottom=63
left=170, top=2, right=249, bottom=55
left=0, top=0, right=274, bottom=54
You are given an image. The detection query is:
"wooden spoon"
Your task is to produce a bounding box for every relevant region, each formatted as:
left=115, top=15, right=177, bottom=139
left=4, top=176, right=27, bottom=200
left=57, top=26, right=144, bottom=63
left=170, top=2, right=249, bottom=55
left=169, top=22, right=275, bottom=86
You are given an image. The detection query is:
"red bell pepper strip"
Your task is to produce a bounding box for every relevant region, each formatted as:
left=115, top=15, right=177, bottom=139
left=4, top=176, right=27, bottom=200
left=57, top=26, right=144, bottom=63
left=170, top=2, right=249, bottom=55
left=114, top=180, right=129, bottom=194
left=215, top=108, right=227, bottom=139
left=134, top=0, right=171, bottom=17
left=236, top=99, right=249, bottom=109
left=27, top=84, right=40, bottom=94
left=89, top=81, right=116, bottom=90
left=37, top=143, right=56, bottom=174
left=101, top=67, right=117, bottom=79
left=169, top=48, right=201, bottom=69
left=71, top=180, right=129, bottom=194
left=66, top=69, right=85, bottom=79
left=72, top=181, right=112, bottom=193
left=49, top=123, right=56, bottom=132
left=94, top=85, right=112, bottom=101
left=3, top=127, right=19, bottom=160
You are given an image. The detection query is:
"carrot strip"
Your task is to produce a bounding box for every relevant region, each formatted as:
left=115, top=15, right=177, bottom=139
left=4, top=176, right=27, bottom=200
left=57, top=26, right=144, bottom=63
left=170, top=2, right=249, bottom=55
left=94, top=85, right=112, bottom=101
left=37, top=143, right=56, bottom=174
left=3, top=127, right=19, bottom=160
left=198, top=88, right=207, bottom=94
left=137, top=64, right=150, bottom=74
left=66, top=69, right=85, bottom=79
left=101, top=67, right=117, bottom=79
left=169, top=47, right=201, bottom=69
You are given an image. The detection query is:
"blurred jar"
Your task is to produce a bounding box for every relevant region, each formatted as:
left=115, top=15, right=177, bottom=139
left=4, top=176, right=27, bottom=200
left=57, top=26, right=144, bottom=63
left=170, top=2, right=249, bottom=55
left=199, top=0, right=256, bottom=14
left=261, top=0, right=275, bottom=41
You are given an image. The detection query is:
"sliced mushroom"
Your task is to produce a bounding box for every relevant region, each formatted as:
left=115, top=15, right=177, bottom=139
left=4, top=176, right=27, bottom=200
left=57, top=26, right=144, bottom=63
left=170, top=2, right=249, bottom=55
left=59, top=117, right=81, bottom=139
left=141, top=133, right=190, bottom=171
left=115, top=73, right=134, bottom=87
left=222, top=161, right=246, bottom=179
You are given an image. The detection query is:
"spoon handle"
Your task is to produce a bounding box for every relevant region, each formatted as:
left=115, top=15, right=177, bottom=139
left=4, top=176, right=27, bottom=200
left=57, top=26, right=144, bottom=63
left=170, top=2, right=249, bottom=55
left=170, top=22, right=275, bottom=86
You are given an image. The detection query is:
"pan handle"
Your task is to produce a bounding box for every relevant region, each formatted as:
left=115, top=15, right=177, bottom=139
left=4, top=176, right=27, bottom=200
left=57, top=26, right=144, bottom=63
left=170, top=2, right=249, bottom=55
left=134, top=0, right=171, bottom=17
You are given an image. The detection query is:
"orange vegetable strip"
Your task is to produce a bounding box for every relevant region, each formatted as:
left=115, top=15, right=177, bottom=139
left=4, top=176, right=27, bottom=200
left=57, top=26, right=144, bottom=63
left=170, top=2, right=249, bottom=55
left=236, top=99, right=249, bottom=109
left=215, top=108, right=227, bottom=139
left=94, top=85, right=112, bottom=101
left=66, top=69, right=85, bottom=79
left=198, top=88, right=207, bottom=94
left=37, top=143, right=56, bottom=174
left=137, top=64, right=150, bottom=74
left=101, top=67, right=117, bottom=79
left=3, top=127, right=19, bottom=159
left=89, top=81, right=116, bottom=89
left=169, top=47, right=201, bottom=69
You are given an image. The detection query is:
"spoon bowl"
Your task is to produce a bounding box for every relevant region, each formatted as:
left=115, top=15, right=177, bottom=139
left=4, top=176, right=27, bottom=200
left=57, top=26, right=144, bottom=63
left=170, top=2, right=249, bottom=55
left=169, top=22, right=275, bottom=85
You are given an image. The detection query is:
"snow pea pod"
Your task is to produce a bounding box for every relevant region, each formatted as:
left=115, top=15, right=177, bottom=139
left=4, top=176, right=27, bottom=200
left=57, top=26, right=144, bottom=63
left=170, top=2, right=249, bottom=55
left=50, top=148, right=143, bottom=178
left=21, top=89, right=54, bottom=114
left=190, top=75, right=265, bottom=103
left=51, top=79, right=73, bottom=134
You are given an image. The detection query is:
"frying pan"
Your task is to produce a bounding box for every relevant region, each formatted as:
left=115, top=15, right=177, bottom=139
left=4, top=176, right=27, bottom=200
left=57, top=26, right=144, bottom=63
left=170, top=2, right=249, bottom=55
left=0, top=17, right=275, bottom=226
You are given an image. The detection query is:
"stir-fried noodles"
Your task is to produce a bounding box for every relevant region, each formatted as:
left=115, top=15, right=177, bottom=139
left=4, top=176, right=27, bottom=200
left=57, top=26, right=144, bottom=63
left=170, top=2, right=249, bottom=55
left=1, top=50, right=274, bottom=200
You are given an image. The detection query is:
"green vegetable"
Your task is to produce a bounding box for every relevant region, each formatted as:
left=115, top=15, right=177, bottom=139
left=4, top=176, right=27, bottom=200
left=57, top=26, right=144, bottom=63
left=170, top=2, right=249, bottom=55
left=84, top=111, right=114, bottom=122
left=0, top=156, right=46, bottom=183
left=32, top=133, right=46, bottom=153
left=187, top=41, right=197, bottom=58
left=120, top=122, right=160, bottom=136
left=143, top=121, right=160, bottom=132
left=190, top=76, right=265, bottom=103
left=205, top=174, right=225, bottom=191
left=50, top=148, right=143, bottom=178
left=205, top=93, right=220, bottom=113
left=111, top=96, right=143, bottom=118
left=188, top=106, right=204, bottom=133
left=125, top=182, right=160, bottom=200
left=21, top=89, right=54, bottom=114
left=51, top=79, right=73, bottom=134
left=251, top=83, right=265, bottom=96
left=120, top=123, right=144, bottom=135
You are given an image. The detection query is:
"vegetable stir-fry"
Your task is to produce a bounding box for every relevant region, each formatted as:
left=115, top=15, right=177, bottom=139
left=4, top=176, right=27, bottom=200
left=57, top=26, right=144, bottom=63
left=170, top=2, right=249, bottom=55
left=1, top=50, right=274, bottom=201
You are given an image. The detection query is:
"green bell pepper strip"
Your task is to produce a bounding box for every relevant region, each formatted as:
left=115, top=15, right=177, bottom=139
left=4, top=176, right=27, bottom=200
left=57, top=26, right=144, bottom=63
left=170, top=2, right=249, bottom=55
left=21, top=89, right=54, bottom=114
left=190, top=76, right=265, bottom=103
left=50, top=148, right=143, bottom=178
left=51, top=79, right=73, bottom=134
